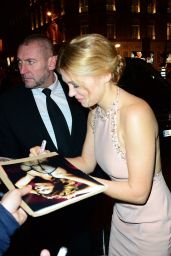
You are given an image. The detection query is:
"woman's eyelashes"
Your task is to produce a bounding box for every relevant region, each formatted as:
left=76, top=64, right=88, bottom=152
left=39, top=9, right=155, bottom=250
left=69, top=82, right=79, bottom=89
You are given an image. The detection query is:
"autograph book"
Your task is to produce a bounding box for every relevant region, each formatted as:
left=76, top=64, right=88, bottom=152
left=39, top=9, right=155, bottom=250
left=0, top=152, right=106, bottom=217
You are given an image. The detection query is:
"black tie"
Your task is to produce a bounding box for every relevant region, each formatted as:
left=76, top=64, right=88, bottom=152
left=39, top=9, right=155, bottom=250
left=42, top=88, right=71, bottom=155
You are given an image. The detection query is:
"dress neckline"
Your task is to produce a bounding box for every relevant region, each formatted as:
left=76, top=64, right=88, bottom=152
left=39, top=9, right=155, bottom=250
left=96, top=87, right=120, bottom=120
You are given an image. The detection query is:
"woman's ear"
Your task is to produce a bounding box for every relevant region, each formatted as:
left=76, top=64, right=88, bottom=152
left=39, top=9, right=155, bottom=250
left=104, top=73, right=112, bottom=84
left=48, top=55, right=57, bottom=70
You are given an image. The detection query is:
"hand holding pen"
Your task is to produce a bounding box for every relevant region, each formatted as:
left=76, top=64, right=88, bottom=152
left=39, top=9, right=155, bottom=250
left=39, top=140, right=47, bottom=153
left=29, top=140, right=48, bottom=157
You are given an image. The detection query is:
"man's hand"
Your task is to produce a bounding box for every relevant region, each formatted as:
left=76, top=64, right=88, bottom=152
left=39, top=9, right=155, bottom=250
left=1, top=185, right=32, bottom=225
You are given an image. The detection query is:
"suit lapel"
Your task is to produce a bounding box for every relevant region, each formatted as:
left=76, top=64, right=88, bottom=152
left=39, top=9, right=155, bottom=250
left=19, top=87, right=57, bottom=151
left=58, top=73, right=78, bottom=138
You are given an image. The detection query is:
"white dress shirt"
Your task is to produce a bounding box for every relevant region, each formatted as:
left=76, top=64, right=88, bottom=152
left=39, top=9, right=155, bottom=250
left=32, top=73, right=72, bottom=149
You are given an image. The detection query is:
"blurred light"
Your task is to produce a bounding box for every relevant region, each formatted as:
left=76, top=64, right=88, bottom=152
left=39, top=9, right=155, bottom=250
left=115, top=43, right=121, bottom=48
left=7, top=57, right=10, bottom=66
left=47, top=11, right=52, bottom=17
left=160, top=67, right=166, bottom=78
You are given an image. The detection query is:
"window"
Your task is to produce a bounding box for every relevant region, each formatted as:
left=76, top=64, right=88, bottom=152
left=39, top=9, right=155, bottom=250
left=80, top=24, right=89, bottom=35
left=131, top=51, right=143, bottom=59
left=131, top=25, right=140, bottom=39
left=146, top=52, right=154, bottom=64
left=147, top=0, right=156, bottom=14
left=35, top=10, right=39, bottom=29
left=168, top=0, right=171, bottom=13
left=106, top=0, right=116, bottom=11
left=131, top=0, right=140, bottom=13
left=61, top=0, right=65, bottom=16
left=29, top=0, right=33, bottom=6
left=147, top=25, right=155, bottom=40
left=107, top=23, right=116, bottom=39
left=167, top=23, right=171, bottom=40
left=131, top=51, right=154, bottom=63
left=40, top=7, right=44, bottom=26
left=79, top=0, right=88, bottom=13
left=166, top=53, right=171, bottom=63
left=31, top=13, right=35, bottom=31
left=0, top=39, right=2, bottom=52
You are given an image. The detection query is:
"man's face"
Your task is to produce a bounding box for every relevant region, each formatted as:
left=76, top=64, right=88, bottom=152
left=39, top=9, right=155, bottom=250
left=17, top=42, right=55, bottom=89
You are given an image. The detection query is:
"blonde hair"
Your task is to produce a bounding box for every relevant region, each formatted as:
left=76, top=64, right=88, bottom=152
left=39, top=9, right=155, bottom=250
left=57, top=33, right=125, bottom=82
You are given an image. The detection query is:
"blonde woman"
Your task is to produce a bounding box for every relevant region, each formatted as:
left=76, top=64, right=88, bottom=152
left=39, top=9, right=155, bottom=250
left=31, top=34, right=171, bottom=255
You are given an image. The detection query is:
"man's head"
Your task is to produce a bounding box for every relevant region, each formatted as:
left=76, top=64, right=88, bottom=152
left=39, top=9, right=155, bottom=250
left=17, top=34, right=57, bottom=89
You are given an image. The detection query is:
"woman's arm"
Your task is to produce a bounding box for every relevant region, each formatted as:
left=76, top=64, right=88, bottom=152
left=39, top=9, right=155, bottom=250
left=94, top=101, right=158, bottom=204
left=66, top=111, right=97, bottom=174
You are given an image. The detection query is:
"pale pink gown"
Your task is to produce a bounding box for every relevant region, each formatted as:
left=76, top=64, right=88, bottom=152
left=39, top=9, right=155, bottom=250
left=93, top=88, right=171, bottom=256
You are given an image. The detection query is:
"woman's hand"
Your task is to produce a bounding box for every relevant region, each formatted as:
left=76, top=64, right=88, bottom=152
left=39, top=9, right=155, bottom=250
left=29, top=146, right=50, bottom=157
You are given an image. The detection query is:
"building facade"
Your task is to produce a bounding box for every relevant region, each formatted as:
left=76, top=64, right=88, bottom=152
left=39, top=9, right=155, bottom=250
left=2, top=0, right=171, bottom=70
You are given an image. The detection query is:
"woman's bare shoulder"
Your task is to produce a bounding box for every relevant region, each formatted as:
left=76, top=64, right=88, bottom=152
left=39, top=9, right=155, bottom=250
left=120, top=89, right=157, bottom=129
left=121, top=89, right=154, bottom=115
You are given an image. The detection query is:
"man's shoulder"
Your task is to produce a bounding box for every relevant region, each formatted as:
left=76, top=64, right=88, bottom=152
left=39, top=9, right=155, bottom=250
left=0, top=85, right=33, bottom=110
left=0, top=85, right=31, bottom=100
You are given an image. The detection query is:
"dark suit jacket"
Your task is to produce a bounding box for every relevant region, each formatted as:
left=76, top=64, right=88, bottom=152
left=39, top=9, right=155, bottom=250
left=0, top=73, right=95, bottom=256
left=0, top=73, right=88, bottom=159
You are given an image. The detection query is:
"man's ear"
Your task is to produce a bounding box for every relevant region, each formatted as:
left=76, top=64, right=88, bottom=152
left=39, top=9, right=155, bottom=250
left=48, top=55, right=57, bottom=70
